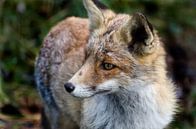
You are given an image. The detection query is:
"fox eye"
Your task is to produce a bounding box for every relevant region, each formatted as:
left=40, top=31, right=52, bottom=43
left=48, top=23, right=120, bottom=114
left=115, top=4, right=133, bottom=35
left=102, top=63, right=116, bottom=70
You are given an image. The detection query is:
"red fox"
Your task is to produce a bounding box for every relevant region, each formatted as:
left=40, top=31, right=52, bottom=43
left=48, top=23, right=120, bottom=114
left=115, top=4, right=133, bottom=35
left=35, top=0, right=177, bottom=129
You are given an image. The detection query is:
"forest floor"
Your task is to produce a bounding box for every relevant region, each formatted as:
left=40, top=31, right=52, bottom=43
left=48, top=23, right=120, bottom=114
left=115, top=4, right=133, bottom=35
left=0, top=104, right=41, bottom=129
left=0, top=115, right=41, bottom=129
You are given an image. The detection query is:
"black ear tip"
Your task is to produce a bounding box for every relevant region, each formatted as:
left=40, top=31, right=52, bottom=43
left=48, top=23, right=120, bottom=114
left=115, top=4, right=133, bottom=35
left=132, top=12, right=145, bottom=19
left=92, top=0, right=108, bottom=10
left=132, top=12, right=154, bottom=32
left=132, top=13, right=151, bottom=26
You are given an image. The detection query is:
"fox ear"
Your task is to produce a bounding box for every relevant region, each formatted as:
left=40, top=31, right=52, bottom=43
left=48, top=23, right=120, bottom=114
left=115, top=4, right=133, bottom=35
left=120, top=13, right=155, bottom=55
left=83, top=0, right=105, bottom=31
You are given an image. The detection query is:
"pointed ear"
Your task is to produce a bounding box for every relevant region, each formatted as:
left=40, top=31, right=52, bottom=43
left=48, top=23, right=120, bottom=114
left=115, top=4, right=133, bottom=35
left=119, top=13, right=155, bottom=55
left=83, top=0, right=105, bottom=31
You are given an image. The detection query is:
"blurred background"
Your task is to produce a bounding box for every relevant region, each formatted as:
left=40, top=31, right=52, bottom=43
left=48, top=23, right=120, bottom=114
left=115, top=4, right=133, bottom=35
left=0, top=0, right=195, bottom=129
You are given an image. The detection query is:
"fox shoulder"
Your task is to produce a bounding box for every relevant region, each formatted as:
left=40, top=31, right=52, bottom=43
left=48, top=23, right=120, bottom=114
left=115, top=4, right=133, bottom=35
left=35, top=17, right=89, bottom=85
left=35, top=17, right=89, bottom=106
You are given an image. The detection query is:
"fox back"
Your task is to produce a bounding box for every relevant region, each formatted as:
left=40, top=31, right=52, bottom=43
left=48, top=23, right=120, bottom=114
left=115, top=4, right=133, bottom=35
left=35, top=0, right=177, bottom=129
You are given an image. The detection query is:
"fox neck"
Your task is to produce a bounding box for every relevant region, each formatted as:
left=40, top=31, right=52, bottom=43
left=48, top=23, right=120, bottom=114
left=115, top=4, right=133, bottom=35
left=81, top=82, right=172, bottom=129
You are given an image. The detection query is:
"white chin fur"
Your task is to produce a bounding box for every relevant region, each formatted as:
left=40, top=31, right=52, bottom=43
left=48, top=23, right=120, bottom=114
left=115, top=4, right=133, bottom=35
left=71, top=79, right=119, bottom=98
left=71, top=85, right=95, bottom=98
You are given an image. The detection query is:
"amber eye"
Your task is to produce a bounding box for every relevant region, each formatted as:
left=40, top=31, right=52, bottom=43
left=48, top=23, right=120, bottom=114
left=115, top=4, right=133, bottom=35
left=102, top=63, right=116, bottom=70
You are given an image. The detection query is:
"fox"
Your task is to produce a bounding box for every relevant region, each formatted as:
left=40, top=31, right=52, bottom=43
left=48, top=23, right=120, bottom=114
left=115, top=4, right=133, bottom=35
left=35, top=0, right=177, bottom=129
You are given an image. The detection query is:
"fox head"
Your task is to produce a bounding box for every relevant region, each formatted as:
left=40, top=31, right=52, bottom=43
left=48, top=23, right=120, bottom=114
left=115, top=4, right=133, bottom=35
left=64, top=0, right=165, bottom=97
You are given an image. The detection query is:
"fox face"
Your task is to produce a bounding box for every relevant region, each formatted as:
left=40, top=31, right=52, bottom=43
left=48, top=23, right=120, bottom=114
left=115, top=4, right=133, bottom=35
left=64, top=0, right=161, bottom=97
left=65, top=34, right=136, bottom=97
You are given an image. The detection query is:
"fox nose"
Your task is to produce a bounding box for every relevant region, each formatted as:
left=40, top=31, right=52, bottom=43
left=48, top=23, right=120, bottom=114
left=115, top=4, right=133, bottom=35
left=64, top=83, right=75, bottom=93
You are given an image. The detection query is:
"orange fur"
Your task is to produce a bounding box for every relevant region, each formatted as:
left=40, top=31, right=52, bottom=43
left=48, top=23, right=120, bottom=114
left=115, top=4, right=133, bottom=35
left=35, top=1, right=177, bottom=129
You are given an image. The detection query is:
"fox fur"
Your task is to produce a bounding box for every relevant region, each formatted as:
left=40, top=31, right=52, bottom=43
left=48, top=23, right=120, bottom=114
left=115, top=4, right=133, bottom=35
left=35, top=0, right=177, bottom=129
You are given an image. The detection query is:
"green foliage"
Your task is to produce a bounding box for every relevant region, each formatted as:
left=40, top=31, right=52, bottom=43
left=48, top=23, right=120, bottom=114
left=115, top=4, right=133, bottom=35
left=0, top=0, right=195, bottom=128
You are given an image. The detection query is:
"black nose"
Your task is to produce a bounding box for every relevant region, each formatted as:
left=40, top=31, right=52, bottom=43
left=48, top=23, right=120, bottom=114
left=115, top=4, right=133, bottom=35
left=64, top=83, right=75, bottom=93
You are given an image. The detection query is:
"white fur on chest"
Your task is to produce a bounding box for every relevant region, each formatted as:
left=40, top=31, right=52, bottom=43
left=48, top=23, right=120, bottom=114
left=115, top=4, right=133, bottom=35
left=81, top=84, right=172, bottom=129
